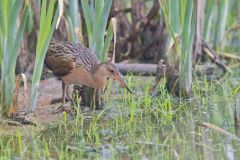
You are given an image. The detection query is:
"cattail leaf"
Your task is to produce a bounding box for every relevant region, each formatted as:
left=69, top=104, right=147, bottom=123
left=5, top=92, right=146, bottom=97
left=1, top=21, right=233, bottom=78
left=92, top=0, right=112, bottom=59
left=29, top=2, right=59, bottom=112
left=81, top=0, right=93, bottom=47
left=11, top=6, right=29, bottom=75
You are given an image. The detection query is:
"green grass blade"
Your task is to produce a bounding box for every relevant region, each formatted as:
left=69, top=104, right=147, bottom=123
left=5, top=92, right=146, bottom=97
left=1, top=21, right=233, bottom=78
left=101, top=21, right=113, bottom=62
left=69, top=0, right=80, bottom=28
left=92, top=0, right=112, bottom=59
left=39, top=0, right=47, bottom=29
left=8, top=0, right=23, bottom=41
left=232, top=84, right=240, bottom=96
left=1, top=0, right=14, bottom=35
left=92, top=0, right=104, bottom=47
left=29, top=5, right=59, bottom=113
left=182, top=0, right=193, bottom=53
left=159, top=0, right=181, bottom=57
left=180, top=0, right=187, bottom=26
left=0, top=5, right=3, bottom=66
left=213, top=0, right=229, bottom=48
left=204, top=0, right=214, bottom=41
left=0, top=0, right=29, bottom=115
left=81, top=0, right=93, bottom=47
left=160, top=0, right=196, bottom=95
left=168, top=0, right=181, bottom=33
left=38, top=0, right=47, bottom=52
left=68, top=0, right=81, bottom=42
left=10, top=6, right=29, bottom=75
left=38, top=0, right=55, bottom=53
left=66, top=15, right=75, bottom=42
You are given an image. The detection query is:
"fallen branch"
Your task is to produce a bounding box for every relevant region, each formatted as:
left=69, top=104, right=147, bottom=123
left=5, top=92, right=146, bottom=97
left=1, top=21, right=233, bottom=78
left=8, top=74, right=28, bottom=117
left=134, top=141, right=164, bottom=146
left=219, top=52, right=240, bottom=61
left=0, top=119, right=22, bottom=126
left=229, top=63, right=240, bottom=69
left=199, top=121, right=240, bottom=143
left=202, top=40, right=231, bottom=73
left=116, top=63, right=157, bottom=76
left=227, top=24, right=240, bottom=33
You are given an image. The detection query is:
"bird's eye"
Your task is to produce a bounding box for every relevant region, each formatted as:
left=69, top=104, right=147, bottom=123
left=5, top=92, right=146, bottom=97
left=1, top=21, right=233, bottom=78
left=109, top=69, right=114, bottom=73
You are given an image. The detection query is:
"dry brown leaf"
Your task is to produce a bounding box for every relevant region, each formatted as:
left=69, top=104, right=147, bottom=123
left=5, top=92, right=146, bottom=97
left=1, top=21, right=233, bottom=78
left=8, top=74, right=28, bottom=117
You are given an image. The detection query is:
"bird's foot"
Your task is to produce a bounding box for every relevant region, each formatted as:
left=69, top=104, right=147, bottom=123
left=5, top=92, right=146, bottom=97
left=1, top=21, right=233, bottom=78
left=52, top=104, right=74, bottom=115
left=8, top=110, right=36, bottom=125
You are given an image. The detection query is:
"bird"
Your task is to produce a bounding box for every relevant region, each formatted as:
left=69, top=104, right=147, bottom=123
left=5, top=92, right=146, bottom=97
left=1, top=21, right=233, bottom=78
left=45, top=39, right=132, bottom=111
left=151, top=59, right=179, bottom=95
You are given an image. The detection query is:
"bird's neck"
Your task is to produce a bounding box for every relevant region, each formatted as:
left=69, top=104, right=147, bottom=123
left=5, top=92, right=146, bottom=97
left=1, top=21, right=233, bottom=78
left=89, top=63, right=107, bottom=89
left=92, top=72, right=107, bottom=89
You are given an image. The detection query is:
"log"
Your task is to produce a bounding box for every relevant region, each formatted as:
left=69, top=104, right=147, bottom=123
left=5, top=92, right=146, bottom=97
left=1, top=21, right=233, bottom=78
left=116, top=63, right=157, bottom=76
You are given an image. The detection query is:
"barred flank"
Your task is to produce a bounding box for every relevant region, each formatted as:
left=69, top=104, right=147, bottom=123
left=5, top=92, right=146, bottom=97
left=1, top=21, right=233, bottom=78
left=45, top=40, right=99, bottom=77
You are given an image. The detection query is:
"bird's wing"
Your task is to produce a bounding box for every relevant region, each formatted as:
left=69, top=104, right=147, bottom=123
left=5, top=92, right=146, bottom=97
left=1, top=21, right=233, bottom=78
left=45, top=40, right=100, bottom=76
left=45, top=41, right=76, bottom=77
left=71, top=43, right=99, bottom=72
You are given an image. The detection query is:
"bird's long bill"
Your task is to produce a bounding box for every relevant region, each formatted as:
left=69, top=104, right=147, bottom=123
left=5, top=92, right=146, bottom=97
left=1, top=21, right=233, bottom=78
left=113, top=73, right=132, bottom=94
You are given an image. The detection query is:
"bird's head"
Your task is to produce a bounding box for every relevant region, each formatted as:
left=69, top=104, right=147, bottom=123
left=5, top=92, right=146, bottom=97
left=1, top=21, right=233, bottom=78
left=157, top=59, right=168, bottom=76
left=94, top=61, right=132, bottom=93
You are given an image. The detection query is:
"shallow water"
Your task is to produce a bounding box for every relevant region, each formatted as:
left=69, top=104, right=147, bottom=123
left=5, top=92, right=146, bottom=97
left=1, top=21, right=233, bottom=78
left=1, top=76, right=240, bottom=159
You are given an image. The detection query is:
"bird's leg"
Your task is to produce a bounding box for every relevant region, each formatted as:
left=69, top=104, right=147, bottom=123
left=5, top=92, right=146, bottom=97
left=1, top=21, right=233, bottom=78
left=62, top=81, right=66, bottom=105
left=53, top=82, right=73, bottom=114
left=150, top=76, right=161, bottom=92
left=66, top=85, right=74, bottom=105
left=93, top=89, right=96, bottom=111
left=102, top=79, right=109, bottom=94
left=100, top=89, right=105, bottom=108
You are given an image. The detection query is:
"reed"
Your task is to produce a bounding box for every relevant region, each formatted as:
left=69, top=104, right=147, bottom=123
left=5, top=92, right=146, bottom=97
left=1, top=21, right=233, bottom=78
left=28, top=0, right=59, bottom=112
left=159, top=0, right=196, bottom=96
left=81, top=0, right=113, bottom=61
left=66, top=0, right=81, bottom=42
left=0, top=0, right=29, bottom=115
left=213, top=0, right=229, bottom=49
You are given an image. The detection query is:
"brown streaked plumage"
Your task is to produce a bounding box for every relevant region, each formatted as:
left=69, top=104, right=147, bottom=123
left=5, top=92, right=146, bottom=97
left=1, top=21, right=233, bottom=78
left=45, top=40, right=132, bottom=109
left=151, top=59, right=179, bottom=95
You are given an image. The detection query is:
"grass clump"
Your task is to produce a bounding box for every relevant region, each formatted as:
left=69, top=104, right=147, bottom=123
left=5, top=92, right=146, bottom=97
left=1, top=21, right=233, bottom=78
left=1, top=73, right=239, bottom=159
left=0, top=0, right=29, bottom=116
